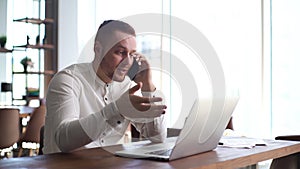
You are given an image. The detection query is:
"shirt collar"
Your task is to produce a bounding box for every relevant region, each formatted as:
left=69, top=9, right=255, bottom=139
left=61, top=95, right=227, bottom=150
left=89, top=63, right=113, bottom=87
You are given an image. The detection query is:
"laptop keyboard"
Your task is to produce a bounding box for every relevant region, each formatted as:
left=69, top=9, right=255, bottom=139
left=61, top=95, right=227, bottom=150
left=146, top=149, right=172, bottom=156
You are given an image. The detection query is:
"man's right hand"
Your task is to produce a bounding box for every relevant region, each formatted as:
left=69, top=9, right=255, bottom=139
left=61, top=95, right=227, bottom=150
left=115, top=82, right=167, bottom=120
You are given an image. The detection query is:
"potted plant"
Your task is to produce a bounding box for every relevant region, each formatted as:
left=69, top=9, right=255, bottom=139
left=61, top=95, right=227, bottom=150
left=0, top=35, right=7, bottom=48
left=20, top=57, right=34, bottom=72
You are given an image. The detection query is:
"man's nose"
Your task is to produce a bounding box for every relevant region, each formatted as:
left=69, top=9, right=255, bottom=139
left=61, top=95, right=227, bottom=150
left=122, top=53, right=132, bottom=65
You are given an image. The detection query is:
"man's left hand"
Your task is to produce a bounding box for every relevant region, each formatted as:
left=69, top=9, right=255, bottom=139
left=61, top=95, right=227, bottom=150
left=132, top=53, right=156, bottom=92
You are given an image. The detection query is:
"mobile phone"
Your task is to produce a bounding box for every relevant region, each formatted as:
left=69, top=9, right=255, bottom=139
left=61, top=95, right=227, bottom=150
left=127, top=59, right=139, bottom=80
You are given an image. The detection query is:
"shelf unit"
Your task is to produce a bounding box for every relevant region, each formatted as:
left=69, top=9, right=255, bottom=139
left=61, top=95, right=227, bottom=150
left=0, top=48, right=13, bottom=53
left=13, top=17, right=54, bottom=24
left=13, top=44, right=54, bottom=50
left=11, top=4, right=56, bottom=106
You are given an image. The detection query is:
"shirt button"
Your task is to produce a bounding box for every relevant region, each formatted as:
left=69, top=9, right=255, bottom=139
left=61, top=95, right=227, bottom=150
left=117, top=121, right=121, bottom=124
left=103, top=132, right=106, bottom=136
left=101, top=140, right=104, bottom=143
left=104, top=97, right=108, bottom=101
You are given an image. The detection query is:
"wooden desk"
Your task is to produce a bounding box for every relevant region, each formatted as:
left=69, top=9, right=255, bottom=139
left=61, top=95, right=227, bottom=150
left=1, top=139, right=300, bottom=169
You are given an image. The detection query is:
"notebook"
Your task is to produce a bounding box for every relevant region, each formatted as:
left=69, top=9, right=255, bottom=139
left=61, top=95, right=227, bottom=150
left=115, top=96, right=239, bottom=161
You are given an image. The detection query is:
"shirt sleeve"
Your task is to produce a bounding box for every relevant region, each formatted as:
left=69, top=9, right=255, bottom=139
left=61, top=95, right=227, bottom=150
left=46, top=69, right=89, bottom=152
left=79, top=102, right=125, bottom=141
left=46, top=69, right=125, bottom=153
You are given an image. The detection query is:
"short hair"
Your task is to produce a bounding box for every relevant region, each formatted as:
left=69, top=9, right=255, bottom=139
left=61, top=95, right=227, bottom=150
left=94, top=20, right=136, bottom=44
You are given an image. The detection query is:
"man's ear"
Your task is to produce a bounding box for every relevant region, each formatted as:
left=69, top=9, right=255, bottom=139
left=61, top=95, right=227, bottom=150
left=94, top=41, right=102, bottom=56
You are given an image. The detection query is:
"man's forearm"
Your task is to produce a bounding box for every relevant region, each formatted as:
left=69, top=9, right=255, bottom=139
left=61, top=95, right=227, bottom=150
left=141, top=81, right=156, bottom=92
left=55, top=120, right=92, bottom=152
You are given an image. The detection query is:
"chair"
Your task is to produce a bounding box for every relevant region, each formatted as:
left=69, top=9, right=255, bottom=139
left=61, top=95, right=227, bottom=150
left=38, top=125, right=44, bottom=155
left=18, top=104, right=46, bottom=157
left=166, top=117, right=234, bottom=137
left=0, top=108, right=20, bottom=158
left=226, top=117, right=234, bottom=130
left=131, top=117, right=234, bottom=139
left=268, top=135, right=300, bottom=169
left=275, top=135, right=300, bottom=141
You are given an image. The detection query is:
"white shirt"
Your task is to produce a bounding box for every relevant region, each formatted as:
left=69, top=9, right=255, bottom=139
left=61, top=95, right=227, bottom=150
left=44, top=62, right=166, bottom=154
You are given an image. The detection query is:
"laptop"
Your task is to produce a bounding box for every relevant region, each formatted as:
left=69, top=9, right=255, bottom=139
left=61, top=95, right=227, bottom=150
left=115, top=96, right=239, bottom=161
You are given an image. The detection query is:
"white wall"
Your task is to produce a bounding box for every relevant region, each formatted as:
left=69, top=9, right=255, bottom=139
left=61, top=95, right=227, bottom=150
left=0, top=0, right=8, bottom=83
left=0, top=0, right=7, bottom=35
left=58, top=0, right=97, bottom=70
left=58, top=0, right=78, bottom=70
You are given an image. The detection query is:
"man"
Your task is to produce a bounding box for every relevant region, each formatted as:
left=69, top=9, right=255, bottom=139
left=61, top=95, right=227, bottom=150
left=43, top=20, right=167, bottom=154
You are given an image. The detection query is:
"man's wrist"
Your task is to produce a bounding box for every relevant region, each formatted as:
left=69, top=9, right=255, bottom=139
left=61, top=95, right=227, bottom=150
left=102, top=102, right=125, bottom=127
left=141, top=82, right=156, bottom=92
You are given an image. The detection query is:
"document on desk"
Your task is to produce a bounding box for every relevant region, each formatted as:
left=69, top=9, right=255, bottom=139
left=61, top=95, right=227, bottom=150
left=219, top=136, right=267, bottom=149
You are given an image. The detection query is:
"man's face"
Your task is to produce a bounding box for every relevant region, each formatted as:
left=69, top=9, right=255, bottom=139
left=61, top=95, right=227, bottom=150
left=99, top=34, right=137, bottom=82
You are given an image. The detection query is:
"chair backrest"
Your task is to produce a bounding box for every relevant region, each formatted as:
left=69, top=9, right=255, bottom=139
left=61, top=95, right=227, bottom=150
left=38, top=125, right=44, bottom=155
left=0, top=108, right=20, bottom=149
left=167, top=117, right=234, bottom=138
left=20, top=104, right=46, bottom=143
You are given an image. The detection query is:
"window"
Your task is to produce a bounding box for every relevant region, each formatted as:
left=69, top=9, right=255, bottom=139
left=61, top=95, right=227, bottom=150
left=75, top=0, right=264, bottom=135
left=270, top=0, right=300, bottom=137
left=67, top=0, right=300, bottom=138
